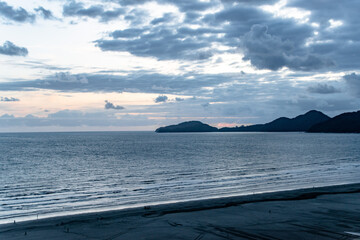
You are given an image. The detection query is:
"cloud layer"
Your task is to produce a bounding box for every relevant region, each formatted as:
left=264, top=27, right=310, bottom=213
left=307, top=83, right=340, bottom=94
left=0, top=96, right=19, bottom=102
left=242, top=24, right=333, bottom=71
left=0, top=1, right=35, bottom=23
left=105, top=100, right=125, bottom=110
left=344, top=73, right=360, bottom=97
left=154, top=95, right=168, bottom=103
left=0, top=41, right=28, bottom=56
left=63, top=1, right=125, bottom=22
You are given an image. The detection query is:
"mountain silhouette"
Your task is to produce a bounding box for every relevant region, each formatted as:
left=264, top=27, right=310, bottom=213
left=308, top=110, right=360, bottom=133
left=156, top=110, right=331, bottom=133
left=155, top=121, right=218, bottom=133
left=220, top=110, right=330, bottom=132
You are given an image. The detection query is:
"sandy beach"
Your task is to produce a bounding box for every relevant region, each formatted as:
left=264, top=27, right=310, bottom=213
left=1, top=183, right=360, bottom=240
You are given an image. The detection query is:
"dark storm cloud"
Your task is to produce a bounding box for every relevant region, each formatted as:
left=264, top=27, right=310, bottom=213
left=0, top=41, right=28, bottom=56
left=96, top=24, right=221, bottom=60
left=164, top=0, right=217, bottom=12
left=202, top=4, right=272, bottom=37
left=150, top=13, right=174, bottom=25
left=202, top=3, right=316, bottom=48
left=123, top=8, right=149, bottom=25
left=289, top=0, right=360, bottom=26
left=111, top=28, right=145, bottom=38
left=307, top=83, right=340, bottom=94
left=94, top=1, right=234, bottom=60
left=104, top=100, right=125, bottom=110
left=343, top=73, right=360, bottom=97
left=0, top=1, right=35, bottom=23
left=184, top=12, right=202, bottom=23
left=309, top=41, right=360, bottom=71
left=107, top=4, right=264, bottom=59
left=242, top=24, right=333, bottom=71
left=63, top=0, right=124, bottom=22
left=210, top=4, right=267, bottom=24
left=221, top=0, right=279, bottom=5
left=112, top=0, right=216, bottom=12
left=0, top=96, right=19, bottom=102
left=53, top=72, right=89, bottom=83
left=101, top=8, right=125, bottom=22
left=34, top=6, right=54, bottom=19
left=96, top=24, right=216, bottom=60
left=96, top=2, right=334, bottom=70
left=109, top=0, right=150, bottom=6
left=154, top=95, right=168, bottom=103
left=63, top=1, right=102, bottom=17
left=288, top=0, right=360, bottom=70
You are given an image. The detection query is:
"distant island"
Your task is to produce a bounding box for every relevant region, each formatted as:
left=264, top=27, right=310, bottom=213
left=155, top=121, right=218, bottom=133
left=308, top=110, right=360, bottom=133
left=219, top=110, right=330, bottom=132
left=155, top=110, right=360, bottom=133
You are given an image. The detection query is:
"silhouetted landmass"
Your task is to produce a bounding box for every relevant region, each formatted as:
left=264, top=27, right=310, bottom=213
left=220, top=110, right=330, bottom=132
left=156, top=110, right=333, bottom=133
left=308, top=110, right=360, bottom=133
left=155, top=121, right=218, bottom=133
left=156, top=110, right=360, bottom=133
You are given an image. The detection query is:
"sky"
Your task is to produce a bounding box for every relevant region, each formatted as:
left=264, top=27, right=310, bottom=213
left=0, top=0, right=359, bottom=132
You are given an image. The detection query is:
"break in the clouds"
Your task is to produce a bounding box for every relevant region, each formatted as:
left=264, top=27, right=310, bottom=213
left=0, top=97, right=19, bottom=102
left=0, top=41, right=28, bottom=56
left=104, top=100, right=125, bottom=110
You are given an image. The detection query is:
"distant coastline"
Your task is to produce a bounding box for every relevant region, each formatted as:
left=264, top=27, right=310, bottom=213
left=156, top=110, right=360, bottom=133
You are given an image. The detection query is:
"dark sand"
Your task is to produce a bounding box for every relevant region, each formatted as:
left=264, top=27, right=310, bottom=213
left=1, top=184, right=360, bottom=240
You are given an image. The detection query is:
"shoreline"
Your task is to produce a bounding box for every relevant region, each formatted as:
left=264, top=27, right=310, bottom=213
left=2, top=182, right=359, bottom=225
left=1, top=183, right=360, bottom=239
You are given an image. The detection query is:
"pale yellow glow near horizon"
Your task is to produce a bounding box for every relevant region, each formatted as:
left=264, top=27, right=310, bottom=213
left=0, top=90, right=192, bottom=117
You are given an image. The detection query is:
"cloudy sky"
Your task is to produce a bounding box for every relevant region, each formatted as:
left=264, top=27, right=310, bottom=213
left=0, top=0, right=359, bottom=132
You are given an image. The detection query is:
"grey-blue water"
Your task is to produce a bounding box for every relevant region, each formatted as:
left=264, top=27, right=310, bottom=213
left=1, top=132, right=360, bottom=224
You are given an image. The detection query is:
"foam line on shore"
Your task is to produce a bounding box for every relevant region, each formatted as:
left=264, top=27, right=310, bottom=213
left=1, top=182, right=359, bottom=231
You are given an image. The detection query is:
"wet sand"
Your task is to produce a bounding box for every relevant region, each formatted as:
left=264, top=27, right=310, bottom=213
left=1, top=183, right=360, bottom=240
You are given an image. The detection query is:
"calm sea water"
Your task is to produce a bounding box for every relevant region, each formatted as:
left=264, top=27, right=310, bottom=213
left=0, top=132, right=359, bottom=224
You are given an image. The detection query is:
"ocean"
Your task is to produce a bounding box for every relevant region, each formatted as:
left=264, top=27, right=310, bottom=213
left=0, top=131, right=359, bottom=224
